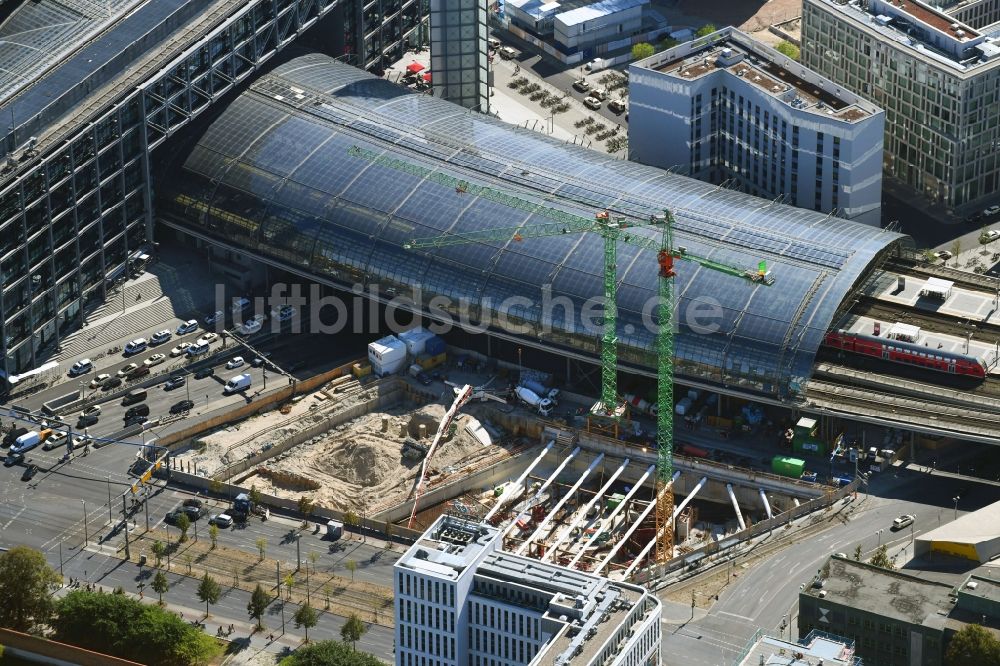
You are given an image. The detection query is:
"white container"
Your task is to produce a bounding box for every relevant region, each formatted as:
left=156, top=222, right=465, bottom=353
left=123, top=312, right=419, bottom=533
left=368, top=336, right=408, bottom=376
left=398, top=327, right=435, bottom=357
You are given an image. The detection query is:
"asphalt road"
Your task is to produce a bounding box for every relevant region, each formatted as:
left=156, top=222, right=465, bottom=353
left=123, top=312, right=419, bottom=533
left=660, top=467, right=1000, bottom=664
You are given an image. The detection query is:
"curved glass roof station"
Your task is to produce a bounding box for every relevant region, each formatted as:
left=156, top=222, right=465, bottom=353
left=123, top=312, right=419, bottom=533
left=160, top=53, right=910, bottom=400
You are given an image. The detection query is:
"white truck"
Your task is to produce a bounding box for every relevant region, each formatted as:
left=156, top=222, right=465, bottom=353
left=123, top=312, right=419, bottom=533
left=521, top=380, right=560, bottom=404
left=515, top=386, right=553, bottom=416
left=224, top=373, right=252, bottom=394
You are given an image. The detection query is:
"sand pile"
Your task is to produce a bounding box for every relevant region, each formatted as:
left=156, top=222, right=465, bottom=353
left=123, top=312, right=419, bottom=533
left=246, top=402, right=508, bottom=512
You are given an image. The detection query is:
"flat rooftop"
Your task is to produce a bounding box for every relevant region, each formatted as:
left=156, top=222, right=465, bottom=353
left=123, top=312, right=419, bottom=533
left=812, top=0, right=1000, bottom=73
left=648, top=28, right=876, bottom=123
left=802, top=557, right=954, bottom=627
left=396, top=516, right=500, bottom=580
left=737, top=631, right=860, bottom=666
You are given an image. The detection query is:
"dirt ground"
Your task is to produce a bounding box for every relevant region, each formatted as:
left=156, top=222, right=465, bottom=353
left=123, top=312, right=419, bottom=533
left=243, top=402, right=513, bottom=514
left=671, top=0, right=801, bottom=32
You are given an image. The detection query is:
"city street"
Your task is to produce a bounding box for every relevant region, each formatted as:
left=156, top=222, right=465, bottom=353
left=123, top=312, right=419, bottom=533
left=659, top=466, right=1000, bottom=664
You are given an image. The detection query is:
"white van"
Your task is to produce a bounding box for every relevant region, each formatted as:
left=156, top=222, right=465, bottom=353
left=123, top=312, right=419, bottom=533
left=11, top=430, right=41, bottom=454
left=488, top=37, right=501, bottom=50
left=124, top=338, right=148, bottom=355
left=224, top=373, right=252, bottom=394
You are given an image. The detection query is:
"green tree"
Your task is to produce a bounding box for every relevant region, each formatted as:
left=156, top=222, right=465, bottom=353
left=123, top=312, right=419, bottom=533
left=248, top=584, right=270, bottom=631
left=298, top=496, right=315, bottom=525
left=285, top=573, right=296, bottom=601
left=323, top=583, right=332, bottom=610
left=151, top=570, right=170, bottom=605
left=345, top=560, right=357, bottom=583
left=294, top=602, right=319, bottom=642
left=853, top=545, right=862, bottom=561
left=53, top=590, right=222, bottom=666
left=343, top=510, right=361, bottom=537
left=256, top=537, right=267, bottom=561
left=209, top=523, right=219, bottom=550
left=209, top=477, right=224, bottom=495
left=278, top=639, right=384, bottom=666
left=952, top=239, right=963, bottom=266
left=0, top=545, right=61, bottom=631
left=151, top=540, right=166, bottom=568
left=176, top=513, right=191, bottom=543
left=869, top=544, right=895, bottom=570
left=248, top=485, right=262, bottom=507
left=695, top=23, right=717, bottom=37
left=775, top=41, right=800, bottom=60
left=196, top=573, right=221, bottom=618
left=340, top=613, right=367, bottom=650
left=631, top=42, right=655, bottom=61
left=658, top=36, right=679, bottom=51
left=945, top=624, right=1000, bottom=666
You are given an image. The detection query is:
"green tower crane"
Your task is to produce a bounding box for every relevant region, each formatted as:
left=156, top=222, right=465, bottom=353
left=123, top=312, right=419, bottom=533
left=347, top=144, right=773, bottom=562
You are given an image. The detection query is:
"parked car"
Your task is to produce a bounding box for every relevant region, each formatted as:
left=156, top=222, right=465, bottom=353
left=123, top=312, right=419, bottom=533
left=416, top=371, right=432, bottom=386
left=69, top=358, right=93, bottom=377
left=150, top=330, right=172, bottom=345
left=591, top=88, right=608, bottom=101
left=499, top=46, right=517, bottom=59
left=186, top=342, right=209, bottom=357
left=608, top=99, right=627, bottom=114
left=76, top=413, right=99, bottom=428
left=572, top=79, right=590, bottom=92
left=123, top=338, right=148, bottom=356
left=226, top=356, right=245, bottom=369
left=984, top=229, right=1000, bottom=242
left=183, top=498, right=204, bottom=509
left=278, top=305, right=296, bottom=321
left=583, top=96, right=602, bottom=110
left=169, top=343, right=188, bottom=357
left=81, top=404, right=102, bottom=417
left=251, top=355, right=271, bottom=368
left=238, top=319, right=261, bottom=335
left=144, top=353, right=166, bottom=367
left=124, top=413, right=148, bottom=428
left=43, top=431, right=67, bottom=451
left=193, top=366, right=215, bottom=380
left=21, top=464, right=38, bottom=481
left=204, top=310, right=224, bottom=326
left=232, top=297, right=252, bottom=313
left=129, top=366, right=150, bottom=380
left=934, top=250, right=953, bottom=260
left=170, top=399, right=194, bottom=414
left=164, top=510, right=184, bottom=525
left=182, top=505, right=203, bottom=520
left=101, top=377, right=122, bottom=391
left=209, top=513, right=233, bottom=528
left=117, top=363, right=139, bottom=378
left=984, top=205, right=1000, bottom=216
left=176, top=319, right=198, bottom=335
left=163, top=375, right=186, bottom=391
left=4, top=452, right=24, bottom=467
left=198, top=333, right=219, bottom=344
left=89, top=373, right=111, bottom=389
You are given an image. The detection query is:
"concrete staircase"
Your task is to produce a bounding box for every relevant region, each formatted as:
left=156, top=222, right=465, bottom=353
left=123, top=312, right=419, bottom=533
left=57, top=298, right=180, bottom=360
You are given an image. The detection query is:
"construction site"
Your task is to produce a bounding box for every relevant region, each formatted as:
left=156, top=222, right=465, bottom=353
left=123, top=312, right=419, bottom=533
left=172, top=340, right=840, bottom=580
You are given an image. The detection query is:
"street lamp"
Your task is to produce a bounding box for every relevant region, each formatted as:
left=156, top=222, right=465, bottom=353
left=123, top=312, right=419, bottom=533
left=875, top=528, right=884, bottom=547
left=81, top=500, right=88, bottom=546
left=953, top=496, right=960, bottom=521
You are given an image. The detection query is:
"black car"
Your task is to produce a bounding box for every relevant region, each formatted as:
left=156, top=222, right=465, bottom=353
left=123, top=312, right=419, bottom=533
left=21, top=464, right=38, bottom=481
left=4, top=452, right=24, bottom=467
left=416, top=372, right=432, bottom=386
left=193, top=367, right=214, bottom=379
left=170, top=399, right=194, bottom=414
left=101, top=376, right=122, bottom=391
left=181, top=505, right=202, bottom=520
left=76, top=413, right=99, bottom=428
left=163, top=375, right=186, bottom=390
left=183, top=498, right=203, bottom=509
left=164, top=509, right=183, bottom=525
left=124, top=414, right=148, bottom=427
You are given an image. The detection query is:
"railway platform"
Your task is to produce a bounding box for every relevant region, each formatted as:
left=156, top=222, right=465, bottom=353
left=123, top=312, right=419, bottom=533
left=872, top=271, right=1000, bottom=325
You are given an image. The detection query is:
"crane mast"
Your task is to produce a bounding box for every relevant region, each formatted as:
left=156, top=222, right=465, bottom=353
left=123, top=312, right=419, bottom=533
left=347, top=144, right=773, bottom=565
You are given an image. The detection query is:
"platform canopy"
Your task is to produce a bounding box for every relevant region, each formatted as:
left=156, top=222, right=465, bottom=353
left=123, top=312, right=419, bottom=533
left=921, top=276, right=954, bottom=300
left=887, top=322, right=921, bottom=342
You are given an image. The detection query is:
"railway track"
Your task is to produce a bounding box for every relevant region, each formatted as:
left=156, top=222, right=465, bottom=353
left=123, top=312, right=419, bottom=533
left=855, top=296, right=1000, bottom=339
left=806, top=379, right=1000, bottom=438
left=884, top=259, right=1000, bottom=295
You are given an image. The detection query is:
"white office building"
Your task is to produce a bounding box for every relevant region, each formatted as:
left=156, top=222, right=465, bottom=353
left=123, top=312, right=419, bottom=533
left=394, top=515, right=661, bottom=666
left=628, top=27, right=885, bottom=226
left=506, top=0, right=648, bottom=53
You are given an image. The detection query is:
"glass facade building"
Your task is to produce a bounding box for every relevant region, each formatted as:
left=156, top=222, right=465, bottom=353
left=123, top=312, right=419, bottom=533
left=159, top=54, right=909, bottom=400
left=429, top=0, right=489, bottom=112
left=0, top=0, right=423, bottom=379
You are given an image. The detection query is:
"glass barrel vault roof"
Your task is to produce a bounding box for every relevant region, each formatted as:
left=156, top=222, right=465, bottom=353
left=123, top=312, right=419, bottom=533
left=161, top=53, right=908, bottom=399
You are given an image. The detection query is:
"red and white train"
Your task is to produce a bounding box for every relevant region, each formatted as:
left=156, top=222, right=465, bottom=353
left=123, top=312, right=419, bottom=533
left=823, top=329, right=987, bottom=379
